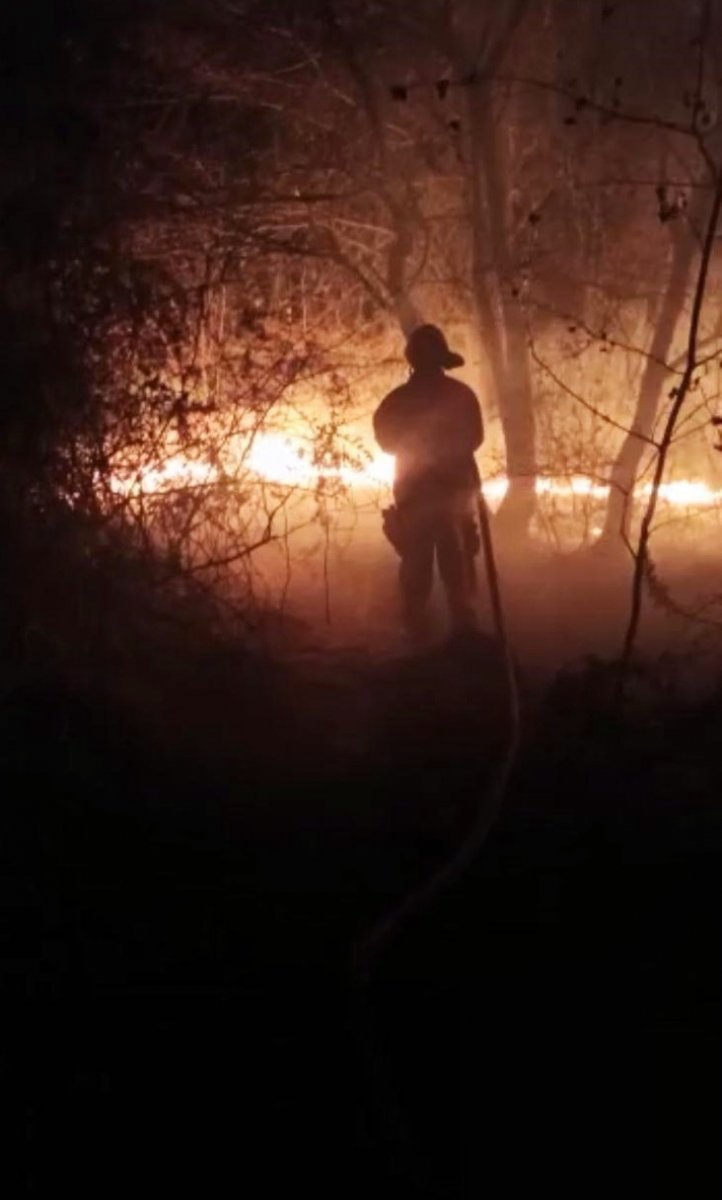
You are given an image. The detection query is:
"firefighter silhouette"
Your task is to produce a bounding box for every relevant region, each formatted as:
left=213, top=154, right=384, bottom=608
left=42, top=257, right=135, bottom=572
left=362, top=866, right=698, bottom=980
left=374, top=325, right=483, bottom=637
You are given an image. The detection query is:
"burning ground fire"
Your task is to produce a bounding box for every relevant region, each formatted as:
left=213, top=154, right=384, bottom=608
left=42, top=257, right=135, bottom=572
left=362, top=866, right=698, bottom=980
left=110, top=430, right=722, bottom=512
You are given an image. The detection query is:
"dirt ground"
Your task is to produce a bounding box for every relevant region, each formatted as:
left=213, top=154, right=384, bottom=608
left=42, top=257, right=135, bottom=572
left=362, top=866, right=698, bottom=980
left=4, top=533, right=722, bottom=1198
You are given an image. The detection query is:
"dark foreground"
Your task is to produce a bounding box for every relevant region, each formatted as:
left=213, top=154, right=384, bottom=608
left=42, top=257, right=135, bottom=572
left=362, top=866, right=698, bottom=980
left=3, top=635, right=722, bottom=1197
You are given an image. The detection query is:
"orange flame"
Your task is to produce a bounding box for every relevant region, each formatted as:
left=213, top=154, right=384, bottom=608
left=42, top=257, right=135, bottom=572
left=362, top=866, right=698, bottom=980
left=109, top=431, right=722, bottom=512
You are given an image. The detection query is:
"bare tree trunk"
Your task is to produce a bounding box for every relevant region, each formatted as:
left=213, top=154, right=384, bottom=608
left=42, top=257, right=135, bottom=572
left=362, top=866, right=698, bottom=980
left=496, top=310, right=537, bottom=533
left=601, top=211, right=700, bottom=543
left=468, top=91, right=537, bottom=536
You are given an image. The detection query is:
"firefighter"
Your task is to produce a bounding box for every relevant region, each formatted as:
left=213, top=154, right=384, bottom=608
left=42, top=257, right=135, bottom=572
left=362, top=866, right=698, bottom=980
left=374, top=324, right=483, bottom=639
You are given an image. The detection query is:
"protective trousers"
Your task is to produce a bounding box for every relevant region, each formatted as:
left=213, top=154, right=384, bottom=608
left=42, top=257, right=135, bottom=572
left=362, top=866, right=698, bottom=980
left=397, top=490, right=479, bottom=635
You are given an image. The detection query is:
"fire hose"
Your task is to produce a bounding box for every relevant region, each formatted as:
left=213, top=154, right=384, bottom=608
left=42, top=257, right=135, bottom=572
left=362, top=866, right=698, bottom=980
left=353, top=484, right=521, bottom=975
left=348, top=486, right=522, bottom=1189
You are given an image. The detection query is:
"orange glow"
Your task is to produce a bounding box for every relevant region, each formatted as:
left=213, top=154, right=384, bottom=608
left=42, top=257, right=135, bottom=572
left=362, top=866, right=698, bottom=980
left=108, top=430, right=722, bottom=513
left=245, top=433, right=395, bottom=489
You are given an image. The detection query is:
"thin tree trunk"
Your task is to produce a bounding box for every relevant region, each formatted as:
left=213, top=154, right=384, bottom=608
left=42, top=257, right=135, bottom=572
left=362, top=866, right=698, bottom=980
left=495, top=305, right=537, bottom=533
left=470, top=94, right=537, bottom=536
left=601, top=214, right=699, bottom=542
left=620, top=175, right=722, bottom=674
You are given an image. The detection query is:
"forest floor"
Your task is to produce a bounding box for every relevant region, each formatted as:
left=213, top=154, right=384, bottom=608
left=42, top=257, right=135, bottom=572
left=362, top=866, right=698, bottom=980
left=4, top=543, right=722, bottom=1197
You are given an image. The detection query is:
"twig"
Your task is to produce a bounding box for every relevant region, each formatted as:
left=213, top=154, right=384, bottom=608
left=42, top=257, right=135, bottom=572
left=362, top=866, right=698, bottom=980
left=529, top=341, right=659, bottom=445
left=620, top=175, right=722, bottom=678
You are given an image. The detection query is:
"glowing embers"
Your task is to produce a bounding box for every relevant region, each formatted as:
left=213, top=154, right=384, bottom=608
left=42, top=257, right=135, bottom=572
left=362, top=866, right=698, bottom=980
left=537, top=476, right=610, bottom=500
left=108, top=454, right=219, bottom=497
left=245, top=433, right=395, bottom=489
left=485, top=475, right=722, bottom=507
left=647, top=479, right=719, bottom=507
left=109, top=427, right=722, bottom=513
left=481, top=476, right=611, bottom=502
left=109, top=429, right=395, bottom=497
